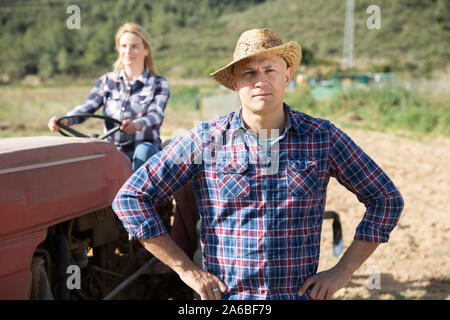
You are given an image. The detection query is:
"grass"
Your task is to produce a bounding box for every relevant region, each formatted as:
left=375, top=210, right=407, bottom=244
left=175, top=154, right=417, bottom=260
left=0, top=79, right=449, bottom=140
left=0, top=85, right=93, bottom=138
left=0, top=79, right=220, bottom=138
left=284, top=83, right=450, bottom=139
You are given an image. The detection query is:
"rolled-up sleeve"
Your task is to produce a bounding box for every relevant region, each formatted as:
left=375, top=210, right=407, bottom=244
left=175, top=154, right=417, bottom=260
left=328, top=123, right=404, bottom=243
left=112, top=125, right=202, bottom=240
left=66, top=75, right=106, bottom=125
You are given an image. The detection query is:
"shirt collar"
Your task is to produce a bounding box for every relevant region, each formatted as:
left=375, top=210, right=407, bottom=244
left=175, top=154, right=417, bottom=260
left=136, top=69, right=151, bottom=84
left=230, top=102, right=300, bottom=134
left=118, top=69, right=150, bottom=85
left=284, top=103, right=301, bottom=133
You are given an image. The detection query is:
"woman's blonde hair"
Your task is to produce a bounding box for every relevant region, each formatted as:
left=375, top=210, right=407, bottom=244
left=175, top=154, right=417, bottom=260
left=113, top=22, right=158, bottom=75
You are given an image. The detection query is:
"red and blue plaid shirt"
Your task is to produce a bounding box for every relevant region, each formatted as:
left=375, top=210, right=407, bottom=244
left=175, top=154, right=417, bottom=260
left=112, top=104, right=404, bottom=300
left=66, top=69, right=169, bottom=151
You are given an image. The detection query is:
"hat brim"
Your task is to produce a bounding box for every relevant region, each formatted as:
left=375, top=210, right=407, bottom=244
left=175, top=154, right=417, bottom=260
left=210, top=41, right=302, bottom=91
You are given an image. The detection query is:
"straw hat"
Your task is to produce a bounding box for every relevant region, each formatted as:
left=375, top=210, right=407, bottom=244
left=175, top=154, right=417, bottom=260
left=210, top=28, right=302, bottom=90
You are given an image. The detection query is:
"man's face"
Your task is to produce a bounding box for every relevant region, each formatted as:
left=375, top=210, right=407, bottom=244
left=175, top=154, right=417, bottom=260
left=232, top=54, right=293, bottom=116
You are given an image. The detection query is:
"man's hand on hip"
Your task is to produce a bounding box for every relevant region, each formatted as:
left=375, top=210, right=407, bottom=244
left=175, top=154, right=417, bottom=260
left=298, top=240, right=379, bottom=300
left=297, top=265, right=352, bottom=300
left=138, top=234, right=227, bottom=300
left=177, top=264, right=228, bottom=300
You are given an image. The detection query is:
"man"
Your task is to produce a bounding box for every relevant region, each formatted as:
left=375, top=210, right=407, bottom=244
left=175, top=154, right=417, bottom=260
left=112, top=28, right=404, bottom=300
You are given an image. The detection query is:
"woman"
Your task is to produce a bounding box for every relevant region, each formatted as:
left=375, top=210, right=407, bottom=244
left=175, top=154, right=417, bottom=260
left=48, top=22, right=169, bottom=172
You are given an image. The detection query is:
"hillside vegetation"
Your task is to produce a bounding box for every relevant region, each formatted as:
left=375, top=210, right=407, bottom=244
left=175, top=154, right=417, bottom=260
left=0, top=0, right=448, bottom=80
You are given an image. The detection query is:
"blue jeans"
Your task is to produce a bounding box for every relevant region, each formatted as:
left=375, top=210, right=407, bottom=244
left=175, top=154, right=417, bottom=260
left=131, top=142, right=158, bottom=172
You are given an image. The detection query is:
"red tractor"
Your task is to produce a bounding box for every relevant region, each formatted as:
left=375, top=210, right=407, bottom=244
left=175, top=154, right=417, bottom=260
left=0, top=115, right=196, bottom=300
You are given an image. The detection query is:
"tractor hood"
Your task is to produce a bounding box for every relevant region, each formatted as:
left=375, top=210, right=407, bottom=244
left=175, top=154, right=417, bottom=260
left=0, top=136, right=132, bottom=240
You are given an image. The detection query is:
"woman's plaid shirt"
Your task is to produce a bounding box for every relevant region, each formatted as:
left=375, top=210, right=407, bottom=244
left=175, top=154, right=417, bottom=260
left=112, top=104, right=404, bottom=300
left=65, top=69, right=169, bottom=150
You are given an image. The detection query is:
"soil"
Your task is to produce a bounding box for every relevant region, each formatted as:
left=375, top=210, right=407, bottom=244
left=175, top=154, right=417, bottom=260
left=318, top=128, right=450, bottom=300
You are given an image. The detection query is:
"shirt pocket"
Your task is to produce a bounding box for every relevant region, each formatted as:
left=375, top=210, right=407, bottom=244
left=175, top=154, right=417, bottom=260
left=287, top=159, right=319, bottom=198
left=105, top=92, right=122, bottom=119
left=131, top=93, right=153, bottom=115
left=217, top=160, right=250, bottom=199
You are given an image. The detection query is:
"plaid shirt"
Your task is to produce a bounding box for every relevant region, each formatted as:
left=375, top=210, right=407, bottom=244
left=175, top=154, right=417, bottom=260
left=66, top=69, right=169, bottom=151
left=112, top=104, right=404, bottom=300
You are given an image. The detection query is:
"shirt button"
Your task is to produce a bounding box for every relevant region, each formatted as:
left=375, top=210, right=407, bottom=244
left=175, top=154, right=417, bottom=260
left=267, top=225, right=272, bottom=230
left=121, top=107, right=125, bottom=111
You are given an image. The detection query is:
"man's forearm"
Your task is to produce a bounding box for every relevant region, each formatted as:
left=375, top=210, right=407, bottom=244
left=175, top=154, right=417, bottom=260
left=335, top=239, right=379, bottom=277
left=138, top=234, right=196, bottom=275
left=138, top=234, right=228, bottom=300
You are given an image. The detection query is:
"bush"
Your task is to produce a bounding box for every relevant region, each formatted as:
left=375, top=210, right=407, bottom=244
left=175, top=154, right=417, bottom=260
left=285, top=84, right=450, bottom=137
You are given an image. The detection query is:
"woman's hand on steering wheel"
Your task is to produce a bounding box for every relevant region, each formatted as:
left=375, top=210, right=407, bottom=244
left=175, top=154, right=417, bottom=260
left=48, top=116, right=68, bottom=132
left=51, top=114, right=135, bottom=147
left=120, top=119, right=142, bottom=134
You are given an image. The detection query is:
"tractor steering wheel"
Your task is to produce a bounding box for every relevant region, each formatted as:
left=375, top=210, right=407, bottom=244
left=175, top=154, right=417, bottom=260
left=55, top=114, right=134, bottom=147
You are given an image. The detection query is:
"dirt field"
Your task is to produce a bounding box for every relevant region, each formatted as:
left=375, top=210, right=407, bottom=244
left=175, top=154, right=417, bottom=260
left=318, top=129, right=450, bottom=300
